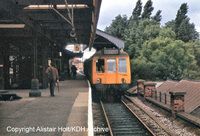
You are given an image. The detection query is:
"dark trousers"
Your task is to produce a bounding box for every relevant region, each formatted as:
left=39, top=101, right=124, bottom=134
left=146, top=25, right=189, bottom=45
left=50, top=82, right=55, bottom=96
left=72, top=72, right=77, bottom=79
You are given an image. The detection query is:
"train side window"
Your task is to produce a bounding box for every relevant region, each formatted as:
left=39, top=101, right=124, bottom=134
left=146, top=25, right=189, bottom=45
left=107, top=59, right=116, bottom=73
left=96, top=59, right=105, bottom=73
left=118, top=58, right=127, bottom=73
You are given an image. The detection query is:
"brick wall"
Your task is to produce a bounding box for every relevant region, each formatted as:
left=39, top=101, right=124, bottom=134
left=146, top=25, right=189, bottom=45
left=170, top=92, right=186, bottom=117
left=144, top=82, right=156, bottom=98
left=137, top=79, right=145, bottom=95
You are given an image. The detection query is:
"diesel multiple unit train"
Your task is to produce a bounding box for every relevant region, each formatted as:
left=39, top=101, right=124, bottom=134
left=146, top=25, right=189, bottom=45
left=84, top=48, right=131, bottom=100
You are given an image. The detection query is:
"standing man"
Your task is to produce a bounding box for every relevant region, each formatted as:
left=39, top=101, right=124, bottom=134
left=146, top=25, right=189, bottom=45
left=46, top=62, right=59, bottom=97
left=71, top=65, right=77, bottom=79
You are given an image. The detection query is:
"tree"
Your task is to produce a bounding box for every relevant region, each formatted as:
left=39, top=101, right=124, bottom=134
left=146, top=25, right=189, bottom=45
left=104, top=15, right=128, bottom=39
left=131, top=31, right=199, bottom=80
left=131, top=0, right=142, bottom=20
left=175, top=3, right=188, bottom=35
left=124, top=19, right=160, bottom=59
left=185, top=41, right=200, bottom=68
left=177, top=18, right=199, bottom=42
left=166, top=3, right=199, bottom=42
left=104, top=1, right=200, bottom=81
left=164, top=20, right=175, bottom=31
left=141, top=0, right=154, bottom=19
left=152, top=10, right=162, bottom=24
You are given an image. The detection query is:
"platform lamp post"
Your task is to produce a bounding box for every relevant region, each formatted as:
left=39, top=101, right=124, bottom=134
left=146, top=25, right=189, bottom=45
left=29, top=34, right=41, bottom=97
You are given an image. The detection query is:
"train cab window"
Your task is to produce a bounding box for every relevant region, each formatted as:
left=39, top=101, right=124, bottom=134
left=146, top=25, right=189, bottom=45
left=118, top=58, right=127, bottom=73
left=96, top=59, right=105, bottom=73
left=107, top=59, right=116, bottom=73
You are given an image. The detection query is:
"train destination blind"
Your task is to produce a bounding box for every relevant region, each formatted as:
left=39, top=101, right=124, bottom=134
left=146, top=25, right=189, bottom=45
left=103, top=49, right=119, bottom=55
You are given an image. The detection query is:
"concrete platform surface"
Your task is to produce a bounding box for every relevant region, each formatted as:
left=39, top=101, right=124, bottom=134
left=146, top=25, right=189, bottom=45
left=0, top=75, right=90, bottom=136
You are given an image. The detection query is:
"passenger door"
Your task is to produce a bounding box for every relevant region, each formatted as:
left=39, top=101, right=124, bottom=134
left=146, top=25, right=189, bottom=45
left=94, top=58, right=105, bottom=84
left=106, top=58, right=117, bottom=84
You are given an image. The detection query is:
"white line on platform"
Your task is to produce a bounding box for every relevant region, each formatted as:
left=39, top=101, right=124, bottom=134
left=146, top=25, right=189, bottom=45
left=87, top=80, right=94, bottom=136
left=78, top=71, right=85, bottom=76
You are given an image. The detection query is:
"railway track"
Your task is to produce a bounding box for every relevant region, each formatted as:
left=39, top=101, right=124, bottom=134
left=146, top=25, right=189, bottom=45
left=100, top=100, right=155, bottom=136
left=122, top=96, right=174, bottom=136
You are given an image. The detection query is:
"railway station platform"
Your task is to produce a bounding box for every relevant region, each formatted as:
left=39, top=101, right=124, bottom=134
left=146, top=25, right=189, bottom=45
left=0, top=74, right=92, bottom=136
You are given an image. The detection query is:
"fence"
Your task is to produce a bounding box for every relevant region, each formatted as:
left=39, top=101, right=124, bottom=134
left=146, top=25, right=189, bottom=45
left=151, top=90, right=170, bottom=106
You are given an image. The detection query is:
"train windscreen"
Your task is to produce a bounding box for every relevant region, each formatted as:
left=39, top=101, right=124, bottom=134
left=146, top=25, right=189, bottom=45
left=96, top=59, right=105, bottom=73
left=118, top=58, right=127, bottom=73
left=107, top=59, right=116, bottom=73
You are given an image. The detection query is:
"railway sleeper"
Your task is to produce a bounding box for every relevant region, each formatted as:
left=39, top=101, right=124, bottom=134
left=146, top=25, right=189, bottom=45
left=153, top=128, right=162, bottom=132
left=113, top=128, right=147, bottom=131
left=110, top=120, right=137, bottom=123
left=109, top=119, right=141, bottom=123
left=113, top=130, right=148, bottom=135
left=106, top=115, right=130, bottom=118
left=111, top=124, right=142, bottom=129
left=109, top=117, right=137, bottom=120
left=112, top=126, right=142, bottom=129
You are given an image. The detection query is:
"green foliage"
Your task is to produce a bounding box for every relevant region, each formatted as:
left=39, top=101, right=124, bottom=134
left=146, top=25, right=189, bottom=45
left=104, top=1, right=200, bottom=81
left=152, top=10, right=162, bottom=24
left=104, top=15, right=128, bottom=39
left=125, top=19, right=160, bottom=58
left=175, top=3, right=188, bottom=34
left=131, top=34, right=199, bottom=80
left=159, top=27, right=176, bottom=40
left=185, top=41, right=200, bottom=67
left=141, top=0, right=154, bottom=19
left=177, top=18, right=199, bottom=42
left=165, top=20, right=175, bottom=31
left=131, top=0, right=142, bottom=20
left=172, top=3, right=199, bottom=42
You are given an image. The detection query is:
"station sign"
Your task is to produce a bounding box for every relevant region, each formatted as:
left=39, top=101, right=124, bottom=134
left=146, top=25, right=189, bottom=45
left=74, top=44, right=80, bottom=52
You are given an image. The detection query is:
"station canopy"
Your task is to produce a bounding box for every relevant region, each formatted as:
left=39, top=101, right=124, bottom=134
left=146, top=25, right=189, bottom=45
left=94, top=29, right=125, bottom=51
left=0, top=0, right=102, bottom=49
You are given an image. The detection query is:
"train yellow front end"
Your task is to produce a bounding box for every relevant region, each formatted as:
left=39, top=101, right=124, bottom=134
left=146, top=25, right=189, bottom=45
left=84, top=48, right=131, bottom=100
left=93, top=55, right=131, bottom=85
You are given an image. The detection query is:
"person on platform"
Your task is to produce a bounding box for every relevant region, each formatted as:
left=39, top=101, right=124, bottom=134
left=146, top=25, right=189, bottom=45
left=46, top=62, right=59, bottom=97
left=71, top=65, right=77, bottom=79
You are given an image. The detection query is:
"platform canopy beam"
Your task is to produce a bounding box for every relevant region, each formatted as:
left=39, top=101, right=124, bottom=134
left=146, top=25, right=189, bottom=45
left=0, top=0, right=102, bottom=50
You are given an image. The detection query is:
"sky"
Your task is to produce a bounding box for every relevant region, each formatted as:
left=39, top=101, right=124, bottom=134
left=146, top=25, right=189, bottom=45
left=97, top=0, right=200, bottom=32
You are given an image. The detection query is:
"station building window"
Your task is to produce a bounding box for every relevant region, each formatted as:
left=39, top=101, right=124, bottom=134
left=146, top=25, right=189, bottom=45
left=96, top=59, right=104, bottom=73
left=118, top=58, right=127, bottom=73
left=107, top=59, right=116, bottom=73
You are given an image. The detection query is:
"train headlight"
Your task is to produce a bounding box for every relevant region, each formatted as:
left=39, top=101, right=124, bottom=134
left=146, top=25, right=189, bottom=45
left=97, top=78, right=102, bottom=83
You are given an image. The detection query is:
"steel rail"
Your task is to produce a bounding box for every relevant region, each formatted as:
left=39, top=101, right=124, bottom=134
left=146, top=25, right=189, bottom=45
left=121, top=99, right=156, bottom=136
left=100, top=101, right=113, bottom=136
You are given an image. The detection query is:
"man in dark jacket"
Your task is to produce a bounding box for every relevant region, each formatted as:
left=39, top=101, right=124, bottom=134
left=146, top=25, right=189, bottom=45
left=71, top=65, right=77, bottom=79
left=46, top=62, right=59, bottom=97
